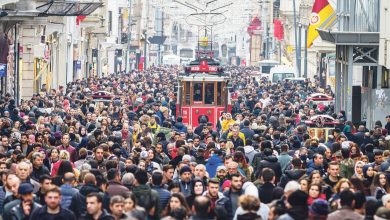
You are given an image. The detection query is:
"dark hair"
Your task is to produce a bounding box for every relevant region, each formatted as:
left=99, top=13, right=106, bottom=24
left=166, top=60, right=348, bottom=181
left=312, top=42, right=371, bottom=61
left=262, top=168, right=275, bottom=182
left=163, top=193, right=190, bottom=218
left=339, top=189, right=355, bottom=207
left=107, top=168, right=118, bottom=181
left=208, top=178, right=219, bottom=185
left=281, top=144, right=289, bottom=152
left=86, top=192, right=103, bottom=203
left=193, top=196, right=210, bottom=217
left=39, top=174, right=52, bottom=183
left=57, top=161, right=74, bottom=176
left=365, top=198, right=381, bottom=217
left=134, top=169, right=148, bottom=185
left=163, top=164, right=174, bottom=172
left=152, top=171, right=163, bottom=186
left=353, top=191, right=366, bottom=209
left=168, top=181, right=181, bottom=191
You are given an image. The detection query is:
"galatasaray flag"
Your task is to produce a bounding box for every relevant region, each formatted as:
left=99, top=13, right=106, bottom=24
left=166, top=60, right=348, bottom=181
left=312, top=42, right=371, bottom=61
left=307, top=0, right=336, bottom=48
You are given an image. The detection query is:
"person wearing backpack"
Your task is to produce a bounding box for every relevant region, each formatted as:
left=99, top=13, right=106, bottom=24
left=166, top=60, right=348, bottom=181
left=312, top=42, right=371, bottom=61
left=133, top=169, right=161, bottom=220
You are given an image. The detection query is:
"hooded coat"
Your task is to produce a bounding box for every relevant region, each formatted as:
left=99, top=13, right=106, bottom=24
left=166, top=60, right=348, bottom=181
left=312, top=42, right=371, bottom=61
left=205, top=154, right=223, bottom=178
left=257, top=155, right=282, bottom=181
left=243, top=145, right=257, bottom=164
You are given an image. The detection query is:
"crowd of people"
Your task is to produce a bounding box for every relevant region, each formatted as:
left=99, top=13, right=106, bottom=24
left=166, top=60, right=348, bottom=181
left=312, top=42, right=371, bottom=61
left=0, top=65, right=390, bottom=220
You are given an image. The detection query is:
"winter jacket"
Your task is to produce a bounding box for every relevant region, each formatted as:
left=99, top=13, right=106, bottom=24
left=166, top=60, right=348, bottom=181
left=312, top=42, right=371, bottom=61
left=279, top=169, right=306, bottom=188
left=240, top=127, right=255, bottom=140
left=206, top=154, right=223, bottom=178
left=243, top=146, right=257, bottom=165
left=173, top=122, right=187, bottom=133
left=60, top=184, right=78, bottom=209
left=277, top=152, right=292, bottom=173
left=151, top=185, right=171, bottom=211
left=31, top=165, right=50, bottom=182
left=327, top=207, right=364, bottom=220
left=222, top=119, right=235, bottom=132
left=69, top=184, right=101, bottom=219
left=277, top=206, right=308, bottom=220
left=10, top=201, right=41, bottom=220
left=340, top=158, right=355, bottom=179
left=257, top=156, right=282, bottom=181
left=30, top=205, right=77, bottom=220
left=178, top=179, right=193, bottom=197
left=0, top=186, right=6, bottom=215
left=80, top=209, right=115, bottom=220
left=258, top=182, right=277, bottom=204
left=132, top=184, right=161, bottom=220
left=306, top=161, right=325, bottom=176
left=106, top=180, right=130, bottom=198
left=215, top=189, right=244, bottom=220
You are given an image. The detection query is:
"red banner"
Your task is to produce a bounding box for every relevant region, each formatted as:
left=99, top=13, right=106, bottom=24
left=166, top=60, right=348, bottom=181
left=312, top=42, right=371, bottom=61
left=273, top=19, right=284, bottom=41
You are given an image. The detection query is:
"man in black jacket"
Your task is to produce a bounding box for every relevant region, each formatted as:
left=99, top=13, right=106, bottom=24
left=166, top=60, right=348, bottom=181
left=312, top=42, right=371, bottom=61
left=258, top=168, right=280, bottom=204
left=257, top=148, right=282, bottom=182
left=30, top=186, right=76, bottom=220
left=83, top=193, right=114, bottom=220
left=132, top=169, right=161, bottom=220
left=216, top=173, right=244, bottom=220
left=69, top=173, right=102, bottom=219
left=279, top=158, right=306, bottom=188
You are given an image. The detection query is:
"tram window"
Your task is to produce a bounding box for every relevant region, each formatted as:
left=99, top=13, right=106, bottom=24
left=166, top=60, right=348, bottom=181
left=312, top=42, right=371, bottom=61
left=205, top=83, right=215, bottom=104
left=217, top=82, right=222, bottom=105
left=185, top=82, right=190, bottom=105
left=193, top=83, right=203, bottom=102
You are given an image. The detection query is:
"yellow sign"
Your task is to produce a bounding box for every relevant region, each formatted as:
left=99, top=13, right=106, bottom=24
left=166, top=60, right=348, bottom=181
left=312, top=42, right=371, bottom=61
left=200, top=36, right=208, bottom=47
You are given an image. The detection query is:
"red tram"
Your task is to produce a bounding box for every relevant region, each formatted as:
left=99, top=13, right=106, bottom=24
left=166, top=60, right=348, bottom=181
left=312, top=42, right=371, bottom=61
left=176, top=56, right=231, bottom=128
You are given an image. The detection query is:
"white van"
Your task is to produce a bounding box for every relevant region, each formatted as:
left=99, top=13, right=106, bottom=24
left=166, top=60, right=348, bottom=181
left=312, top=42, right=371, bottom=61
left=269, top=66, right=297, bottom=83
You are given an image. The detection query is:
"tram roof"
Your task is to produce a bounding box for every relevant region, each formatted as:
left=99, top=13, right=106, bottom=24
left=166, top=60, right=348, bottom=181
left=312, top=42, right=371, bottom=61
left=178, top=74, right=230, bottom=82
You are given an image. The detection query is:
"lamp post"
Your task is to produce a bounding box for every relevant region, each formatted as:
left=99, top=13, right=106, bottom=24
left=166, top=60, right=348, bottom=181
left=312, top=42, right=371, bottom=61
left=126, top=0, right=132, bottom=72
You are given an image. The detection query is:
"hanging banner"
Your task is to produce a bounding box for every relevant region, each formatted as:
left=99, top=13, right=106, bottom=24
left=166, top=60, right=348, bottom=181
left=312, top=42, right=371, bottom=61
left=0, top=64, right=7, bottom=77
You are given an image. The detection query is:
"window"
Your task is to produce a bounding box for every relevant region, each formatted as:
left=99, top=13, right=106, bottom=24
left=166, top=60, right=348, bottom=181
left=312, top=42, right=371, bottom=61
left=205, top=83, right=215, bottom=104
left=382, top=68, right=390, bottom=88
left=108, top=11, right=112, bottom=33
left=185, top=81, right=190, bottom=105
left=193, top=83, right=203, bottom=102
left=217, top=82, right=222, bottom=105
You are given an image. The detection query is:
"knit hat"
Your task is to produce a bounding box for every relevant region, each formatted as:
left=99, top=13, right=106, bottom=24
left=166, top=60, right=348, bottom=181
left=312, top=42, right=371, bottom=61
left=222, top=180, right=231, bottom=189
left=179, top=166, right=192, bottom=175
left=287, top=190, right=308, bottom=207
left=140, top=151, right=148, bottom=159
left=309, top=199, right=329, bottom=216
left=182, top=155, right=192, bottom=162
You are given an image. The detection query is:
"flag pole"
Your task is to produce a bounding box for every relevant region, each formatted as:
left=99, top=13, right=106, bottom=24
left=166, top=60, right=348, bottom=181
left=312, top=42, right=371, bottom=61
left=293, top=0, right=300, bottom=77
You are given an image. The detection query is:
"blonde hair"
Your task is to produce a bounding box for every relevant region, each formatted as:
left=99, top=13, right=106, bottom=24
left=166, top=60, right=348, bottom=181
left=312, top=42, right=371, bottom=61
left=239, top=195, right=260, bottom=211
left=59, top=150, right=70, bottom=160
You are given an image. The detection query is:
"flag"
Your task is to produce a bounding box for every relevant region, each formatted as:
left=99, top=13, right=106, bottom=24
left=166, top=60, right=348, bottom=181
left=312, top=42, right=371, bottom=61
left=307, top=0, right=336, bottom=48
left=273, top=19, right=284, bottom=41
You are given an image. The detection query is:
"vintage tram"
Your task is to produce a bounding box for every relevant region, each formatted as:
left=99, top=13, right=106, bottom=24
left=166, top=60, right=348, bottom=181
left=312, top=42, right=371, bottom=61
left=176, top=54, right=231, bottom=128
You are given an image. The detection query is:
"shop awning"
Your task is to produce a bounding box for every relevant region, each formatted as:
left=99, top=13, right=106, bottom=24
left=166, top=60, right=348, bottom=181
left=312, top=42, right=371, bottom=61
left=36, top=1, right=102, bottom=16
